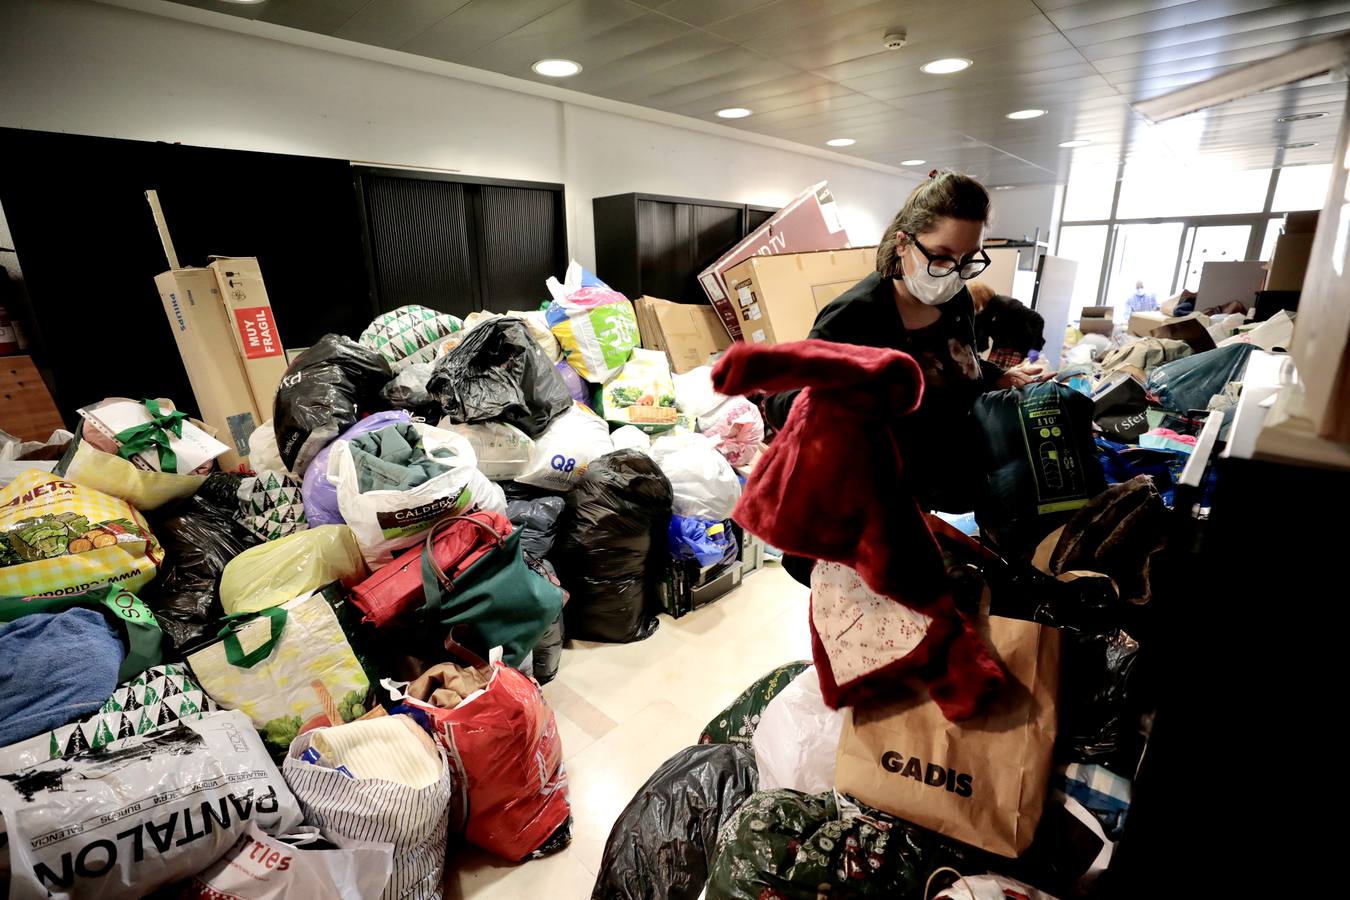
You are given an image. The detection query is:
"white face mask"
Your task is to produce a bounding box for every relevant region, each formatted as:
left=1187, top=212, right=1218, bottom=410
left=900, top=243, right=965, bottom=306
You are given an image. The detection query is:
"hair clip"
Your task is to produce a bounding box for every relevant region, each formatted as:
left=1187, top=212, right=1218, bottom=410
left=928, top=168, right=939, bottom=178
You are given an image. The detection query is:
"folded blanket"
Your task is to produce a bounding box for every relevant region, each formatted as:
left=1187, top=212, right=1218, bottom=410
left=0, top=607, right=123, bottom=747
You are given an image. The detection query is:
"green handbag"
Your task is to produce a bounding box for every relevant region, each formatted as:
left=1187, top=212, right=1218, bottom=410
left=419, top=512, right=563, bottom=668
left=0, top=584, right=163, bottom=682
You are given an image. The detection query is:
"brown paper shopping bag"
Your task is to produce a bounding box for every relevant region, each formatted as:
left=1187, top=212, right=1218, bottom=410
left=834, top=615, right=1060, bottom=858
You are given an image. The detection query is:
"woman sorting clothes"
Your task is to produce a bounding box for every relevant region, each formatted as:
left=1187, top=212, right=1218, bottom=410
left=764, top=170, right=1048, bottom=519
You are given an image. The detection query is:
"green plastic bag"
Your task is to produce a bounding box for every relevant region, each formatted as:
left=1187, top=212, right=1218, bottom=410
left=699, top=661, right=811, bottom=746
left=0, top=583, right=163, bottom=682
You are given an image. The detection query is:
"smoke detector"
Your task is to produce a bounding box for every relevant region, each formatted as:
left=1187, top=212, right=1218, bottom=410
left=883, top=31, right=908, bottom=50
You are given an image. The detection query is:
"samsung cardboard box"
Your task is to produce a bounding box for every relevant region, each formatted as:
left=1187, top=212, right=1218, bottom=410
left=207, top=257, right=287, bottom=410
left=698, top=183, right=851, bottom=340
left=721, top=247, right=875, bottom=345
left=153, top=267, right=260, bottom=470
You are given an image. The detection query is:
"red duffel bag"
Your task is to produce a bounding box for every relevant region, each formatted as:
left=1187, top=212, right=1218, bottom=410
left=350, top=510, right=508, bottom=627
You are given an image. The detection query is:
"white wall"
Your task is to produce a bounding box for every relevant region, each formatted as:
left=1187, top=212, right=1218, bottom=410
left=0, top=0, right=915, bottom=272
left=989, top=184, right=1063, bottom=244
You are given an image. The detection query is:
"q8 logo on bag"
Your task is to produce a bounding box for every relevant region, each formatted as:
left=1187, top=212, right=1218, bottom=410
left=550, top=455, right=576, bottom=473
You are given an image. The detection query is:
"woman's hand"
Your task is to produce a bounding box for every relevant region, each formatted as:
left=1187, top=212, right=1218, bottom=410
left=995, top=363, right=1055, bottom=390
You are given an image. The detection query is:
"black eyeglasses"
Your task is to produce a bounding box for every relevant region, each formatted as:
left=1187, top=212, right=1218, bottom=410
left=909, top=235, right=991, bottom=280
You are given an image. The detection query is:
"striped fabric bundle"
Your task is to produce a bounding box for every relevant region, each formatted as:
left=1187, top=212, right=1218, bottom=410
left=283, top=725, right=457, bottom=900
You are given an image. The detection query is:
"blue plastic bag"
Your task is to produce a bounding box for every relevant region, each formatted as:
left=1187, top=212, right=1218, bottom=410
left=669, top=516, right=736, bottom=568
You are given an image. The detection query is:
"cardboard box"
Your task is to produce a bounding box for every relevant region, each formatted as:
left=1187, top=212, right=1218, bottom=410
left=1265, top=232, right=1314, bottom=291
left=1151, top=313, right=1217, bottom=353
left=698, top=183, right=850, bottom=340
left=637, top=297, right=732, bottom=373
left=1196, top=260, right=1266, bottom=311
left=1284, top=210, right=1319, bottom=233
left=153, top=267, right=260, bottom=470
left=1128, top=310, right=1173, bottom=337
left=721, top=247, right=875, bottom=345
left=1079, top=306, right=1114, bottom=336
left=207, top=257, right=287, bottom=409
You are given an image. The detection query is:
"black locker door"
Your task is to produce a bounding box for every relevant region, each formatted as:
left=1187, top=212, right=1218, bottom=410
left=479, top=184, right=563, bottom=310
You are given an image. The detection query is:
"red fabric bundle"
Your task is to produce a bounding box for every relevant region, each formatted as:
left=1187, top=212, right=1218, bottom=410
left=713, top=340, right=1004, bottom=720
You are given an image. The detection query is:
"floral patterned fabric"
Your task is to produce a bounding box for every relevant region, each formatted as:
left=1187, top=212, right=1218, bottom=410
left=706, top=789, right=971, bottom=900
left=699, top=661, right=811, bottom=746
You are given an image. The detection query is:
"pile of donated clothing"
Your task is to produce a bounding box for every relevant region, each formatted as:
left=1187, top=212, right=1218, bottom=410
left=0, top=261, right=763, bottom=899
left=587, top=320, right=1220, bottom=899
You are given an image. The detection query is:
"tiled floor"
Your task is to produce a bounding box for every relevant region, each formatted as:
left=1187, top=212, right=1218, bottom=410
left=446, top=563, right=811, bottom=899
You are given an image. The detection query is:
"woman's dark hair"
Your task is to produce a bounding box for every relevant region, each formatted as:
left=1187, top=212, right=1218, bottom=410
left=876, top=170, right=990, bottom=279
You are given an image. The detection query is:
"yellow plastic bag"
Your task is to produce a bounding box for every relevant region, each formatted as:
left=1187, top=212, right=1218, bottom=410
left=219, top=524, right=367, bottom=615
left=0, top=470, right=162, bottom=597
left=63, top=441, right=205, bottom=511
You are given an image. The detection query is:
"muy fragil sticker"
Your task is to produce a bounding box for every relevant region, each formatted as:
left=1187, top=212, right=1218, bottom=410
left=233, top=307, right=282, bottom=359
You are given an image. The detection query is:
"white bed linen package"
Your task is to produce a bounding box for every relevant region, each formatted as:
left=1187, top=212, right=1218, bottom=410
left=0, top=710, right=302, bottom=900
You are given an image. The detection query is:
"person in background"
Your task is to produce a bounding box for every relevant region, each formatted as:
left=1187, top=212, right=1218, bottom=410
left=969, top=281, right=1046, bottom=369
left=1126, top=280, right=1158, bottom=313
left=763, top=170, right=1048, bottom=519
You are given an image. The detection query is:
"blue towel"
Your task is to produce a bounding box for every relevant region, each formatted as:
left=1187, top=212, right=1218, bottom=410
left=0, top=608, right=123, bottom=747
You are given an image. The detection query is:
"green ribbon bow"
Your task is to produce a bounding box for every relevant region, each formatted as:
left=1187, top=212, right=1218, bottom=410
left=113, top=398, right=187, bottom=474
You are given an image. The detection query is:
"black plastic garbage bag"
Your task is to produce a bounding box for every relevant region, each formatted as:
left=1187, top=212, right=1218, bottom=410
left=379, top=360, right=440, bottom=420
left=428, top=317, right=572, bottom=438
left=592, top=744, right=759, bottom=900
left=141, top=495, right=260, bottom=652
left=556, top=450, right=672, bottom=643
left=1059, top=628, right=1146, bottom=773
left=533, top=613, right=564, bottom=685
left=274, top=333, right=392, bottom=476
left=974, top=382, right=1106, bottom=556
left=507, top=496, right=566, bottom=560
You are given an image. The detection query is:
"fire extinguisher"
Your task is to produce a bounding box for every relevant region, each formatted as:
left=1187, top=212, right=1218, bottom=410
left=0, top=304, right=19, bottom=356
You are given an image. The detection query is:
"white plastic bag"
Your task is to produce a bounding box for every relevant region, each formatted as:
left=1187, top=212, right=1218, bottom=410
left=0, top=710, right=303, bottom=900
left=328, top=422, right=506, bottom=565
left=437, top=420, right=535, bottom=481
left=672, top=366, right=727, bottom=419
left=248, top=420, right=291, bottom=475
left=178, top=822, right=394, bottom=900
left=609, top=425, right=651, bottom=452
left=752, top=666, right=845, bottom=795
left=649, top=432, right=742, bottom=520
left=934, top=874, right=1061, bottom=900
left=698, top=397, right=765, bottom=466
left=516, top=403, right=614, bottom=491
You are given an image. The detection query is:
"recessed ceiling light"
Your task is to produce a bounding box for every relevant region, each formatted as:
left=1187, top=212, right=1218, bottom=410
left=1277, top=112, right=1327, bottom=123
left=219, top=0, right=267, bottom=4
left=901, top=159, right=926, bottom=166
left=1058, top=139, right=1092, bottom=148
left=921, top=58, right=972, bottom=75
left=1006, top=109, right=1047, bottom=120
left=1280, top=141, right=1318, bottom=150
left=532, top=59, right=581, bottom=77
left=716, top=107, right=753, bottom=119
left=826, top=138, right=856, bottom=147
left=992, top=185, right=1016, bottom=191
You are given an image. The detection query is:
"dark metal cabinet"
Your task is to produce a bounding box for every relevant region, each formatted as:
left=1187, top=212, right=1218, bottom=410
left=355, top=168, right=567, bottom=318
left=593, top=193, right=779, bottom=302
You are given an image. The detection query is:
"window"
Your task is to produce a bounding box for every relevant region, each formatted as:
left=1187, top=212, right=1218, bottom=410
left=1272, top=164, right=1333, bottom=212
left=1178, top=224, right=1253, bottom=291
left=1259, top=218, right=1284, bottom=260
left=1115, top=163, right=1272, bottom=219
left=1062, top=162, right=1117, bottom=221
left=1104, top=223, right=1184, bottom=316
left=1056, top=225, right=1109, bottom=311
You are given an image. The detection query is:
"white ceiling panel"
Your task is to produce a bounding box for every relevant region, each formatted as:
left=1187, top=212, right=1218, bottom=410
left=164, top=0, right=1350, bottom=186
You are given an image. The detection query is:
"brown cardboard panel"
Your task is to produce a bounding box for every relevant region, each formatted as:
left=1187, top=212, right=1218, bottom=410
left=1266, top=232, right=1314, bottom=291
left=722, top=247, right=875, bottom=346
left=649, top=298, right=732, bottom=373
